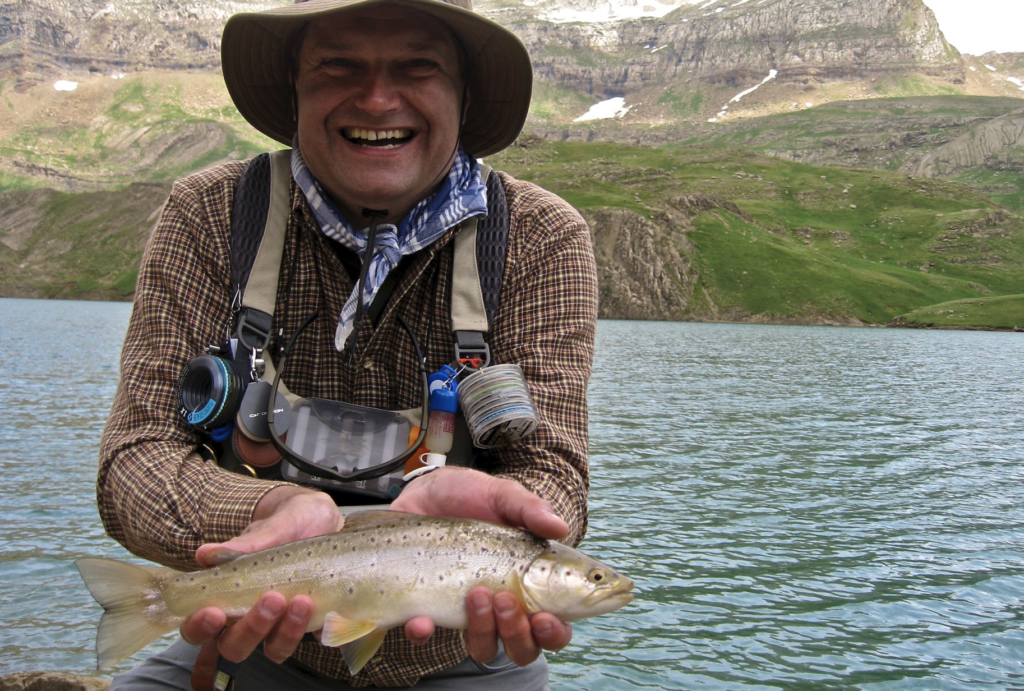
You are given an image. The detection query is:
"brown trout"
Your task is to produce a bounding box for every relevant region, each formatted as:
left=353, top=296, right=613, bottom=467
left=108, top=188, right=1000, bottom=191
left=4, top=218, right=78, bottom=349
left=76, top=510, right=633, bottom=673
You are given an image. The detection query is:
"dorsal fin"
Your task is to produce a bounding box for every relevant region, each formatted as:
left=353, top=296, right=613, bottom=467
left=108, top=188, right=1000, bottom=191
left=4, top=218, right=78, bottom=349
left=341, top=509, right=418, bottom=532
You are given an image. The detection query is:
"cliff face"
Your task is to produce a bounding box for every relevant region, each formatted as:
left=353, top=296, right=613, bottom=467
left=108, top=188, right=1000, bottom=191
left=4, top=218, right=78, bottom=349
left=1, top=0, right=962, bottom=98
left=499, top=0, right=962, bottom=101
left=0, top=0, right=275, bottom=77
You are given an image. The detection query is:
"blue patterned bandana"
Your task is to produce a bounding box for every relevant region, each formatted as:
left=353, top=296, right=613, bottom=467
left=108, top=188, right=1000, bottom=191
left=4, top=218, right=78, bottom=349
left=291, top=142, right=488, bottom=351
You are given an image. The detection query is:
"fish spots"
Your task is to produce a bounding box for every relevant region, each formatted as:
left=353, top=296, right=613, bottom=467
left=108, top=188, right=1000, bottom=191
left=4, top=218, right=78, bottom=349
left=307, top=551, right=312, bottom=556
left=370, top=537, right=376, bottom=543
left=235, top=582, right=241, bottom=588
left=480, top=547, right=489, bottom=553
left=386, top=538, right=392, bottom=544
left=438, top=575, right=444, bottom=582
left=270, top=556, right=275, bottom=563
left=330, top=573, right=335, bottom=579
left=202, top=585, right=207, bottom=590
left=188, top=576, right=195, bottom=582
left=539, top=566, right=547, bottom=573
left=333, top=545, right=338, bottom=551
left=420, top=577, right=425, bottom=584
left=284, top=552, right=291, bottom=558
left=232, top=566, right=238, bottom=572
left=349, top=587, right=355, bottom=594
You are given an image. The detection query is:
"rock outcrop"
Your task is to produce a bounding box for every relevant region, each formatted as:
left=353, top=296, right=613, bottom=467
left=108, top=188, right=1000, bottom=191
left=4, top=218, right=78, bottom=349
left=501, top=0, right=961, bottom=101
left=914, top=109, right=1024, bottom=176
left=1, top=0, right=963, bottom=115
left=0, top=673, right=109, bottom=691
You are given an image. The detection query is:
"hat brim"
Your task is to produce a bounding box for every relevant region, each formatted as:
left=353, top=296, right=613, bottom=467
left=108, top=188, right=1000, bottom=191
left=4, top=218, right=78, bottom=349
left=221, top=0, right=533, bottom=158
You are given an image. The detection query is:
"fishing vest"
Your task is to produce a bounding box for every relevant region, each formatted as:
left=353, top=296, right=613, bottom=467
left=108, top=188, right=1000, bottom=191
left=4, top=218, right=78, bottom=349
left=222, top=150, right=508, bottom=499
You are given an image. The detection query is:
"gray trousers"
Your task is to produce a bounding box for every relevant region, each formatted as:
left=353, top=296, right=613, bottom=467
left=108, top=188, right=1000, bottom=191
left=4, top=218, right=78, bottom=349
left=109, top=638, right=550, bottom=690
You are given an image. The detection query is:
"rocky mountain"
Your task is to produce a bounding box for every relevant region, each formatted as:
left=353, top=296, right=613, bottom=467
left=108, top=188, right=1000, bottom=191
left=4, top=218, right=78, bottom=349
left=0, top=0, right=966, bottom=117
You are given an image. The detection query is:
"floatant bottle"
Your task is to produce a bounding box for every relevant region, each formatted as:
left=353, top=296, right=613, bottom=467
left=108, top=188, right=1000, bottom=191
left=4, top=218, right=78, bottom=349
left=424, top=387, right=457, bottom=458
left=405, top=370, right=459, bottom=474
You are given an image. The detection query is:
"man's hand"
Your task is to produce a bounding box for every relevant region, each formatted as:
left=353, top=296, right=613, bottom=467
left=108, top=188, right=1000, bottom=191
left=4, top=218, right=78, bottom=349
left=390, top=467, right=574, bottom=666
left=180, top=486, right=343, bottom=663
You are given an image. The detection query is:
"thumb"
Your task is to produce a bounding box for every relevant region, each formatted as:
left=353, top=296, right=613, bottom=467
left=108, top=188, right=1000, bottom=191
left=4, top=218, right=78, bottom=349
left=493, top=483, right=568, bottom=541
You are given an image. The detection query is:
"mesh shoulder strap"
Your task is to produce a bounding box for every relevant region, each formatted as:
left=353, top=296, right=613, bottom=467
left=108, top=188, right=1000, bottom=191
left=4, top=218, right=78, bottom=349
left=451, top=166, right=508, bottom=344
left=230, top=150, right=291, bottom=351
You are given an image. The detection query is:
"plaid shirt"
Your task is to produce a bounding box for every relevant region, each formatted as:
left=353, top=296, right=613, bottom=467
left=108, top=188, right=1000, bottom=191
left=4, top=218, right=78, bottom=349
left=97, top=159, right=598, bottom=687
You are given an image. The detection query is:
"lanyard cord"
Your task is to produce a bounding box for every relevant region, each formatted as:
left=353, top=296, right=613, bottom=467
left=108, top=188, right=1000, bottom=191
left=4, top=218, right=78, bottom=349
left=345, top=208, right=388, bottom=361
left=267, top=308, right=429, bottom=482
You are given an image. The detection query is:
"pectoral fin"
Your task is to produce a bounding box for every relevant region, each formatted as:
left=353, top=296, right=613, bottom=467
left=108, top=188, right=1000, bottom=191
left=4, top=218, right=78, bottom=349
left=340, top=627, right=387, bottom=676
left=320, top=612, right=378, bottom=647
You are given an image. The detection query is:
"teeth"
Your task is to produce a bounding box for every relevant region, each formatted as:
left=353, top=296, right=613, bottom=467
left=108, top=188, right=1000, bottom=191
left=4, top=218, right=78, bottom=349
left=345, top=128, right=412, bottom=143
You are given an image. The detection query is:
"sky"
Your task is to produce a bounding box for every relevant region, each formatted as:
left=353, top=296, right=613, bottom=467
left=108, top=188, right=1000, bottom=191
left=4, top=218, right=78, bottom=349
left=921, top=0, right=1024, bottom=55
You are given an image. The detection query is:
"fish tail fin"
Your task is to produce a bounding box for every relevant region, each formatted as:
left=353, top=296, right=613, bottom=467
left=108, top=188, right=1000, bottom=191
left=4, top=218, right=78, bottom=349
left=75, top=557, right=179, bottom=669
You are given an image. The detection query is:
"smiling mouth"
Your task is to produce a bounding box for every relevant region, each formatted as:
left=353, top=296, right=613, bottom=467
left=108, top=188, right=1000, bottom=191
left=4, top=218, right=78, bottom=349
left=343, top=128, right=414, bottom=149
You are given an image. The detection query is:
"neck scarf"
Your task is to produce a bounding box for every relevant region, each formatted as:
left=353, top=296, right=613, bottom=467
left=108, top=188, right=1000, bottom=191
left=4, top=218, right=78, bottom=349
left=291, top=143, right=488, bottom=351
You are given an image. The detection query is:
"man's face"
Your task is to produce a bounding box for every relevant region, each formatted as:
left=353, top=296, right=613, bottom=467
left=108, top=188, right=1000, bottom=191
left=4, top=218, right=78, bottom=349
left=294, top=7, right=466, bottom=225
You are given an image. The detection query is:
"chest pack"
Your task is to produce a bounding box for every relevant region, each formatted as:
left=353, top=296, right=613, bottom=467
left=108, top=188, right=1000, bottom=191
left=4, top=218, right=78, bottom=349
left=222, top=149, right=509, bottom=500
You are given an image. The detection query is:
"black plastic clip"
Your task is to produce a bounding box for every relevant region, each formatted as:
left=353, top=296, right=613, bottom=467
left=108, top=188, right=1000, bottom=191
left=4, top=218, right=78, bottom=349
left=235, top=307, right=273, bottom=351
left=454, top=330, right=491, bottom=369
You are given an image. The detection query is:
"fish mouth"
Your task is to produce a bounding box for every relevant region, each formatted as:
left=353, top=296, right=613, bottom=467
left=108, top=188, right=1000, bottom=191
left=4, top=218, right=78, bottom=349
left=342, top=127, right=415, bottom=149
left=591, top=582, right=635, bottom=610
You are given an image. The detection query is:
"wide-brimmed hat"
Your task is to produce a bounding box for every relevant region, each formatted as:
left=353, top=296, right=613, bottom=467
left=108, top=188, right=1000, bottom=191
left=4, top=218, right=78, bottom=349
left=221, top=0, right=533, bottom=158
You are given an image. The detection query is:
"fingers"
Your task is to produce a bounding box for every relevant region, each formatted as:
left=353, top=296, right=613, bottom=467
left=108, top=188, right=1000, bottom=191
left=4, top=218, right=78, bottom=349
left=262, top=596, right=315, bottom=663
left=464, top=587, right=498, bottom=663
left=404, top=616, right=436, bottom=646
left=216, top=592, right=288, bottom=663
left=492, top=592, right=540, bottom=666
left=528, top=612, right=572, bottom=653
left=492, top=483, right=569, bottom=541
left=181, top=607, right=227, bottom=646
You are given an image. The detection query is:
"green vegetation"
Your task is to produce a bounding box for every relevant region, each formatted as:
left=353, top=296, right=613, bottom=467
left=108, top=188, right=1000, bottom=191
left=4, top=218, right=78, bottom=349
left=529, top=82, right=596, bottom=124
left=896, top=295, right=1024, bottom=329
left=0, top=73, right=276, bottom=193
left=0, top=183, right=171, bottom=300
left=490, top=140, right=1024, bottom=327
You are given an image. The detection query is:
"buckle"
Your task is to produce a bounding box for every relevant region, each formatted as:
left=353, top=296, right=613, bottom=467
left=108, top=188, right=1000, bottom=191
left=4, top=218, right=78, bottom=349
left=236, top=307, right=273, bottom=351
left=454, top=330, right=491, bottom=369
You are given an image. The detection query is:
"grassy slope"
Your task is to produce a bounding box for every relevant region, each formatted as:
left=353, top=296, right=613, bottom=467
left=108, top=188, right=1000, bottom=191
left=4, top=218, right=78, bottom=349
left=0, top=72, right=276, bottom=191
left=490, top=140, right=1024, bottom=325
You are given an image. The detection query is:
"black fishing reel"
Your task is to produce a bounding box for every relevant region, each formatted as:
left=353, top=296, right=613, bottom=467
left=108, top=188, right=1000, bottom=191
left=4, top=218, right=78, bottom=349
left=175, top=341, right=256, bottom=432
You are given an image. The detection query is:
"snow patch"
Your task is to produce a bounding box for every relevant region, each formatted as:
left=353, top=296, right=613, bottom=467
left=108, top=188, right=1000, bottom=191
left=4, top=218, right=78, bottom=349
left=575, top=96, right=632, bottom=122
left=985, top=64, right=998, bottom=71
left=708, top=70, right=777, bottom=122
left=541, top=0, right=689, bottom=23
left=1008, top=77, right=1024, bottom=91
left=111, top=73, right=126, bottom=80
left=54, top=80, right=78, bottom=92
left=969, top=66, right=978, bottom=71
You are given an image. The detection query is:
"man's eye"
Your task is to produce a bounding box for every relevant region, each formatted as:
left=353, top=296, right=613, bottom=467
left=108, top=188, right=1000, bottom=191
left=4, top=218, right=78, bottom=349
left=404, top=59, right=438, bottom=72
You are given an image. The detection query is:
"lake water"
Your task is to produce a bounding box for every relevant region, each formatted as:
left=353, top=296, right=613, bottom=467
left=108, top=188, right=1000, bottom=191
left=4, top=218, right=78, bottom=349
left=2, top=297, right=1024, bottom=689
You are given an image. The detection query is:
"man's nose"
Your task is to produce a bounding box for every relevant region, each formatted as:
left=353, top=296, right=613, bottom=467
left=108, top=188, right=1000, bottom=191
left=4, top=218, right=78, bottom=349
left=354, top=67, right=401, bottom=115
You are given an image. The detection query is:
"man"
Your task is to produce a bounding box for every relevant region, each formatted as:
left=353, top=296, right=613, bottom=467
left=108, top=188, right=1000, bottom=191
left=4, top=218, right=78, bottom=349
left=97, top=0, right=598, bottom=688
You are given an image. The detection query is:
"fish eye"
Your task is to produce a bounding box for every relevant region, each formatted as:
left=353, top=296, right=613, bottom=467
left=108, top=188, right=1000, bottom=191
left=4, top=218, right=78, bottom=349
left=588, top=568, right=606, bottom=583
